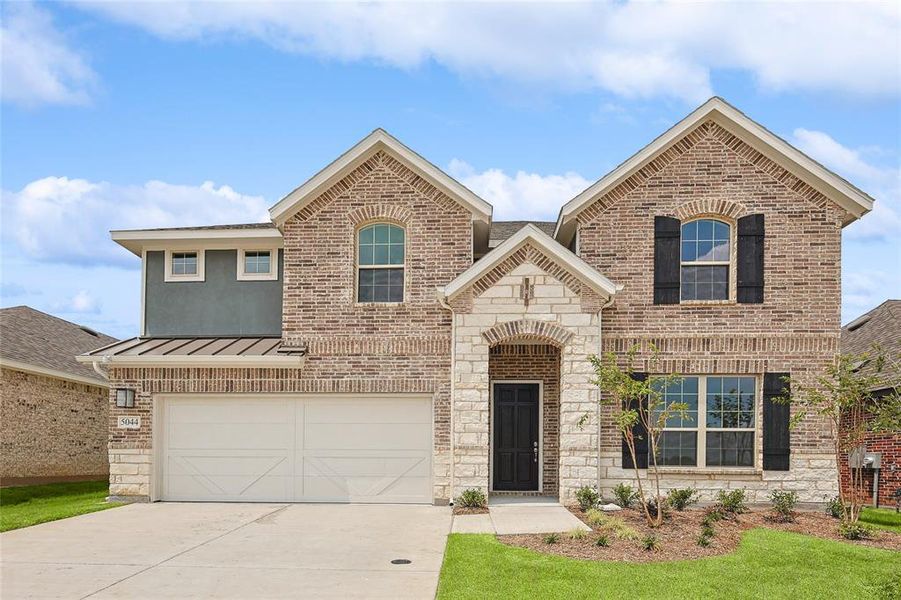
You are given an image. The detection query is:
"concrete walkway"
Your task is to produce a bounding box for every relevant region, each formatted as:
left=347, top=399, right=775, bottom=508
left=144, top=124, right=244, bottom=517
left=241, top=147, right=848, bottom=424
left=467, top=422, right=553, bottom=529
left=1, top=502, right=451, bottom=599
left=452, top=497, right=590, bottom=534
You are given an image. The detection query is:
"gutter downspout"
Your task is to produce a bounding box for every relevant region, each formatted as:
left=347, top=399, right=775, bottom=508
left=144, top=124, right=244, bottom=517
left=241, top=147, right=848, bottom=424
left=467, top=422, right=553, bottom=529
left=437, top=288, right=456, bottom=506
left=597, top=293, right=617, bottom=495
left=91, top=356, right=111, bottom=381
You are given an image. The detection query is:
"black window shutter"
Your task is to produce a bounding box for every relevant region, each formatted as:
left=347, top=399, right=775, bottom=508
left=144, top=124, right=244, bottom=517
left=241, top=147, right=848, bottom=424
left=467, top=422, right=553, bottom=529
left=622, top=372, right=649, bottom=469
left=737, top=214, right=765, bottom=304
left=653, top=217, right=681, bottom=304
left=763, top=372, right=790, bottom=471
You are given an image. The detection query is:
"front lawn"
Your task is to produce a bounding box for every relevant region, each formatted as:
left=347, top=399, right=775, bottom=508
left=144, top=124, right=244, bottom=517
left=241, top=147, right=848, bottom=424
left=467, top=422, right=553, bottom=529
left=438, top=530, right=901, bottom=600
left=0, top=480, right=123, bottom=532
left=861, top=507, right=901, bottom=533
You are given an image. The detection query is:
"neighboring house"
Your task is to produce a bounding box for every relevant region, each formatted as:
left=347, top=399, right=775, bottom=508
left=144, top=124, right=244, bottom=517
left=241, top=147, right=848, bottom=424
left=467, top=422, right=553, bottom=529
left=0, top=306, right=116, bottom=485
left=78, top=97, right=875, bottom=505
left=840, top=300, right=901, bottom=507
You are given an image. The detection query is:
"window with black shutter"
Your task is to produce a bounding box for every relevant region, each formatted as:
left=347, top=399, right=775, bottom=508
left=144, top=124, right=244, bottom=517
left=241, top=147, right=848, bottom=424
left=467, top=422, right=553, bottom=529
left=653, top=217, right=681, bottom=305
left=763, top=372, right=790, bottom=471
left=737, top=214, right=765, bottom=304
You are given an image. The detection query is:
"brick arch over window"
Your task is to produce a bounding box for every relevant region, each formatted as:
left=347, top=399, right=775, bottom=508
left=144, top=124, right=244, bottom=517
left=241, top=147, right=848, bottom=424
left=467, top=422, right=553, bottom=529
left=674, top=198, right=747, bottom=221
left=348, top=204, right=413, bottom=227
left=481, top=319, right=574, bottom=348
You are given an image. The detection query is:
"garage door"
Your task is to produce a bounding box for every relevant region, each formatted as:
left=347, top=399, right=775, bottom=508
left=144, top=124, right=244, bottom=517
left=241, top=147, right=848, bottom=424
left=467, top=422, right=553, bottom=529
left=160, top=395, right=432, bottom=503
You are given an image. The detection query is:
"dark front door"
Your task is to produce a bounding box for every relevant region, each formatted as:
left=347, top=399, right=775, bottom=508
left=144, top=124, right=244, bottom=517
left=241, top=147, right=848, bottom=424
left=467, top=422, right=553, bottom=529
left=493, top=383, right=539, bottom=491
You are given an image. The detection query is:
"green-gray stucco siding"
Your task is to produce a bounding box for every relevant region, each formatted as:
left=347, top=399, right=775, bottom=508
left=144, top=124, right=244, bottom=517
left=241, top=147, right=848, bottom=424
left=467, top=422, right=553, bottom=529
left=144, top=250, right=282, bottom=336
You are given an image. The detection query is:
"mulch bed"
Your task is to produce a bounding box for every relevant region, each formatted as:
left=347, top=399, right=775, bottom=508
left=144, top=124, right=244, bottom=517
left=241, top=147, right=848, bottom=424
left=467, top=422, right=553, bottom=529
left=497, top=506, right=900, bottom=563
left=453, top=505, right=489, bottom=515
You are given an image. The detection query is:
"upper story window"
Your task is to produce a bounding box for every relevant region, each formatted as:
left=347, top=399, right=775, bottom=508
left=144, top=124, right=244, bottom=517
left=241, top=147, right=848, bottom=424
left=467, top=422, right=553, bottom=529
left=680, top=219, right=730, bottom=301
left=237, top=247, right=279, bottom=281
left=357, top=223, right=405, bottom=303
left=164, top=249, right=205, bottom=282
left=652, top=375, right=756, bottom=469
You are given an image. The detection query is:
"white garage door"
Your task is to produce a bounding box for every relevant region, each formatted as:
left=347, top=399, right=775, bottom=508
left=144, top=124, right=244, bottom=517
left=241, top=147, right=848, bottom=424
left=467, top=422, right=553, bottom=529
left=160, top=395, right=432, bottom=504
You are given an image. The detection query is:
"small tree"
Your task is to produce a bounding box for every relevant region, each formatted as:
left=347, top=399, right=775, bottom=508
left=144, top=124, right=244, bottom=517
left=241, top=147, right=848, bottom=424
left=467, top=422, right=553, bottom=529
left=776, top=348, right=900, bottom=526
left=588, top=344, right=687, bottom=527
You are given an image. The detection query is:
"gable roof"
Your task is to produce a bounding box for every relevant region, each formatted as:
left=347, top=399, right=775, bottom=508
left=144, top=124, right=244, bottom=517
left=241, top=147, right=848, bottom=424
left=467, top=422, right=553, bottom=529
left=554, top=97, right=875, bottom=244
left=842, top=300, right=901, bottom=391
left=489, top=221, right=556, bottom=248
left=0, top=306, right=117, bottom=385
left=441, top=223, right=621, bottom=300
left=268, top=129, right=493, bottom=227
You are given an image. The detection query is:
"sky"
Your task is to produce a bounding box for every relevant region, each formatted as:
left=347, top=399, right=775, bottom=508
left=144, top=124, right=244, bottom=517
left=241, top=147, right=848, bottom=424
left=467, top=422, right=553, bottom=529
left=1, top=1, right=899, bottom=339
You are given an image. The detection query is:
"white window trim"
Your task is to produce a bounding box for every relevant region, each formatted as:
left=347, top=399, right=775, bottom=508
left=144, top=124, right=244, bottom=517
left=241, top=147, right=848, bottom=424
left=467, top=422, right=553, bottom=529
left=164, top=249, right=205, bottom=282
left=653, top=374, right=758, bottom=470
left=237, top=247, right=279, bottom=281
left=679, top=217, right=735, bottom=303
left=355, top=223, right=406, bottom=305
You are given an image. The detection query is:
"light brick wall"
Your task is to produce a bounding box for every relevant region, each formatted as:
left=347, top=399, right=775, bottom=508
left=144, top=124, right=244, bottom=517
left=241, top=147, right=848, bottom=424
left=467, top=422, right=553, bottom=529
left=0, top=367, right=109, bottom=481
left=577, top=120, right=842, bottom=503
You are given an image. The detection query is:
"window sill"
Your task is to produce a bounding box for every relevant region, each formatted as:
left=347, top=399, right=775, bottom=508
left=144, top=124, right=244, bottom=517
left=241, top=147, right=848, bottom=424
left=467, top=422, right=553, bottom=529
left=651, top=467, right=762, bottom=477
left=354, top=302, right=405, bottom=307
left=679, top=300, right=736, bottom=306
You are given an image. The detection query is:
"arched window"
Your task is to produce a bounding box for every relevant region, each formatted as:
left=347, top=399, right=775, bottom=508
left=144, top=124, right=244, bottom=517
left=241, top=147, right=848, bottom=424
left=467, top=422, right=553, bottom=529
left=357, top=223, right=405, bottom=303
left=680, top=219, right=730, bottom=301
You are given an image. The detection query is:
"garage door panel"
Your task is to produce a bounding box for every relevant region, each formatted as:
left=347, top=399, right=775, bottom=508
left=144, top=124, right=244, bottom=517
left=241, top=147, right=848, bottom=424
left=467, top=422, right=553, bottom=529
left=303, top=399, right=431, bottom=424
left=303, top=423, right=430, bottom=451
left=168, top=423, right=293, bottom=450
left=161, top=395, right=431, bottom=504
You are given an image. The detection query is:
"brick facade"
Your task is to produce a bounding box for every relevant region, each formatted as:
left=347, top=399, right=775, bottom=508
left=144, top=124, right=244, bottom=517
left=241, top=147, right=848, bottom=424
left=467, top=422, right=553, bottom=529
left=578, top=120, right=842, bottom=502
left=1, top=367, right=109, bottom=482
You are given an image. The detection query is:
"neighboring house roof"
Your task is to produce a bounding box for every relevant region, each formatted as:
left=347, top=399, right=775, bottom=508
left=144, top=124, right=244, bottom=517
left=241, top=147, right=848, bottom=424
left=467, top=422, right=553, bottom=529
left=77, top=336, right=306, bottom=367
left=441, top=223, right=621, bottom=300
left=268, top=128, right=493, bottom=228
left=489, top=221, right=556, bottom=248
left=842, top=300, right=901, bottom=391
left=0, top=306, right=117, bottom=386
left=554, top=96, right=876, bottom=245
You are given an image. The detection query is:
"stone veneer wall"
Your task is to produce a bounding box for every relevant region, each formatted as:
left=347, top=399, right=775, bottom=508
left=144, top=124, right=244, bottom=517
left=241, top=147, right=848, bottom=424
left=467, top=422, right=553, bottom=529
left=488, top=344, right=560, bottom=495
left=576, top=120, right=843, bottom=503
left=0, top=367, right=109, bottom=481
left=450, top=259, right=601, bottom=502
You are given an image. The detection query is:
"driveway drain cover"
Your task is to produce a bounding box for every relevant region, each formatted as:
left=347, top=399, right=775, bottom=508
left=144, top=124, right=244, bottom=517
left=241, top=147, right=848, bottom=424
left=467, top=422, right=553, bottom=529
left=391, top=559, right=412, bottom=565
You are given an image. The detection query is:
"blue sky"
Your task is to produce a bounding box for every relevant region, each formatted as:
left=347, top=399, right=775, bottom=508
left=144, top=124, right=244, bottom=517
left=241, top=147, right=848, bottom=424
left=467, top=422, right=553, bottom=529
left=1, top=1, right=899, bottom=339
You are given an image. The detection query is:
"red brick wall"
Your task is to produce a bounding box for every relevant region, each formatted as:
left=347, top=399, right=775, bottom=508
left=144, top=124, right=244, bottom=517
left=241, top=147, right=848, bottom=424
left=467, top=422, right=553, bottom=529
left=839, top=399, right=901, bottom=508
left=489, top=344, right=560, bottom=494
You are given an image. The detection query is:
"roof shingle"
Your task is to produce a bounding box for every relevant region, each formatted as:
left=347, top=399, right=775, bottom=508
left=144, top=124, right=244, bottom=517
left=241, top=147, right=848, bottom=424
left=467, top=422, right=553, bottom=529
left=841, top=300, right=901, bottom=391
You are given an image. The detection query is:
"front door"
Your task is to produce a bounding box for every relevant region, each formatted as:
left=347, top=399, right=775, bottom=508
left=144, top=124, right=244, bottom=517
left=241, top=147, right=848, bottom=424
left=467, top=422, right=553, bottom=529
left=492, top=383, right=539, bottom=491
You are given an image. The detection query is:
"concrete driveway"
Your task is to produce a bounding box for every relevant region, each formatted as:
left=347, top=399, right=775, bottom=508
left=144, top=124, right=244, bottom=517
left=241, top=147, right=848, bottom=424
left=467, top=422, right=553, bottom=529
left=1, top=502, right=451, bottom=599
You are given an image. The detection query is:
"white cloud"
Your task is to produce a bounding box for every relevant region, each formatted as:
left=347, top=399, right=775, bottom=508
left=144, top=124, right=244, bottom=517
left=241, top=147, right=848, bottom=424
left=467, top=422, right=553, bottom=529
left=448, top=159, right=590, bottom=222
left=53, top=290, right=101, bottom=314
left=791, top=129, right=901, bottom=242
left=0, top=2, right=96, bottom=107
left=842, top=270, right=898, bottom=324
left=1, top=177, right=269, bottom=267
left=73, top=1, right=900, bottom=103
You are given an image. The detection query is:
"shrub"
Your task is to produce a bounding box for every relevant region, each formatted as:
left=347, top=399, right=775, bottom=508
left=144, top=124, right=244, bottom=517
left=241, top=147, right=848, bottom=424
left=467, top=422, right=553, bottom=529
left=770, top=490, right=799, bottom=522
left=598, top=515, right=640, bottom=541
left=667, top=487, right=699, bottom=511
left=641, top=534, right=660, bottom=552
left=839, top=522, right=873, bottom=540
left=575, top=486, right=600, bottom=511
left=715, top=489, right=748, bottom=515
left=457, top=488, right=487, bottom=508
left=544, top=533, right=559, bottom=544
left=702, top=508, right=725, bottom=526
left=584, top=508, right=607, bottom=528
left=594, top=535, right=609, bottom=547
left=613, top=483, right=639, bottom=508
left=825, top=496, right=844, bottom=519
left=568, top=528, right=588, bottom=540
left=701, top=523, right=716, bottom=539
left=697, top=533, right=712, bottom=547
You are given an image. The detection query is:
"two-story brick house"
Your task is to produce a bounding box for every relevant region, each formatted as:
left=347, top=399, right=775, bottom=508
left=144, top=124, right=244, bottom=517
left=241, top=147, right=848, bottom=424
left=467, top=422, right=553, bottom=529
left=79, top=98, right=874, bottom=505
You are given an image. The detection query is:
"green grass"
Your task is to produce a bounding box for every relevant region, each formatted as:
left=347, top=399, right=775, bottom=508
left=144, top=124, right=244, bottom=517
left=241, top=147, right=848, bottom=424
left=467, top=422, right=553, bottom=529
left=860, top=507, right=901, bottom=533
left=437, top=530, right=901, bottom=600
left=0, top=481, right=123, bottom=532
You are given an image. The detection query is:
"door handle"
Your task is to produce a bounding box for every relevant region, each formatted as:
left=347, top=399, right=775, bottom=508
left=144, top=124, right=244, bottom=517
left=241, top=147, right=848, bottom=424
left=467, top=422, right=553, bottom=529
left=533, top=441, right=538, bottom=462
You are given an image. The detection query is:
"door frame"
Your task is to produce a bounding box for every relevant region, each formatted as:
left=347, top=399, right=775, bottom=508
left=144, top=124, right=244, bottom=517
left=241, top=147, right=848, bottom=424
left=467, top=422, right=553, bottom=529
left=152, top=393, right=434, bottom=503
left=489, top=380, right=543, bottom=493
